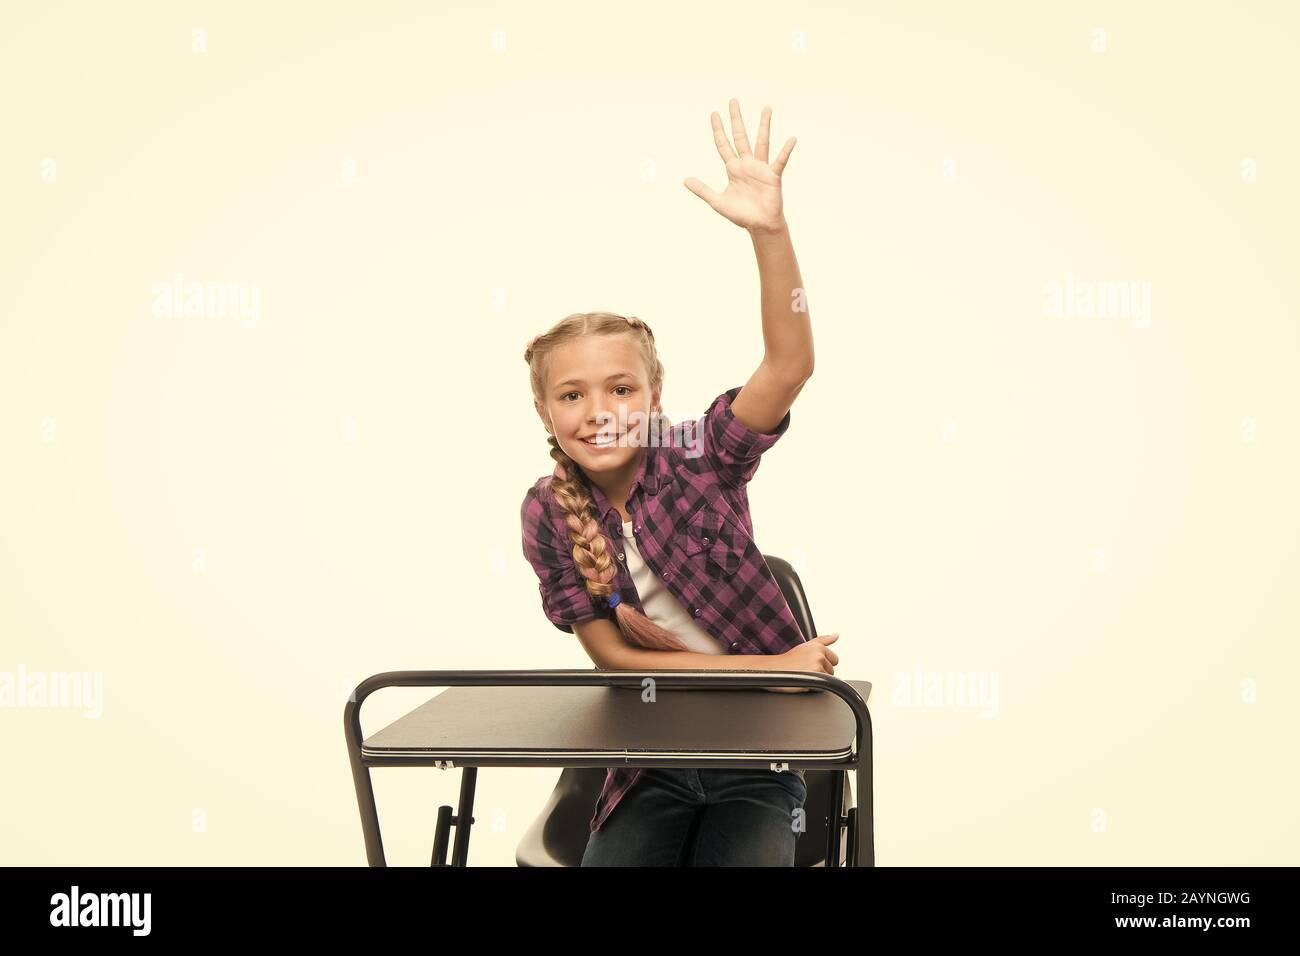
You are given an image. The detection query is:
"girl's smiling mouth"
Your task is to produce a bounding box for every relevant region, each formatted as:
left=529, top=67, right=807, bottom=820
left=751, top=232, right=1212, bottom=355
left=580, top=432, right=625, bottom=450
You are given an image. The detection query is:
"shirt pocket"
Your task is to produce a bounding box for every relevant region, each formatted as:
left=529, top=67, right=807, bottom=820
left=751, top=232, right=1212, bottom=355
left=684, top=505, right=744, bottom=576
left=684, top=505, right=719, bottom=556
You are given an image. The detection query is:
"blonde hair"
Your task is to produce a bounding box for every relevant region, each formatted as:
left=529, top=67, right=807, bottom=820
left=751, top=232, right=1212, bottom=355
left=525, top=312, right=690, bottom=652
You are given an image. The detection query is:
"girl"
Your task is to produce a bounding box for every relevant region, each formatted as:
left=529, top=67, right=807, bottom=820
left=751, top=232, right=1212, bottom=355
left=520, top=100, right=839, bottom=866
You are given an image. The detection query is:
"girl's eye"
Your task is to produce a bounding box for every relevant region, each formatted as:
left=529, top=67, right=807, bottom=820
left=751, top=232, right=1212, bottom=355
left=560, top=385, right=632, bottom=401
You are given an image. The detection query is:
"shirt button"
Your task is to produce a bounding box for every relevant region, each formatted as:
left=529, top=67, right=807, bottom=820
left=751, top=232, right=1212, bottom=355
left=731, top=642, right=739, bottom=650
left=634, top=526, right=640, bottom=534
left=702, top=537, right=710, bottom=545
left=692, top=607, right=702, bottom=618
left=617, top=552, right=625, bottom=561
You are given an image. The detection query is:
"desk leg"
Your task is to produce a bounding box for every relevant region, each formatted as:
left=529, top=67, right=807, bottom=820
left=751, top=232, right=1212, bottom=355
left=855, top=765, right=875, bottom=867
left=350, top=761, right=387, bottom=867
left=825, top=770, right=844, bottom=868
left=432, top=768, right=477, bottom=867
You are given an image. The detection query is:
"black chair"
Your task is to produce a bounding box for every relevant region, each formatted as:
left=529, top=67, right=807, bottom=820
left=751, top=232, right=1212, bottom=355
left=516, top=554, right=859, bottom=867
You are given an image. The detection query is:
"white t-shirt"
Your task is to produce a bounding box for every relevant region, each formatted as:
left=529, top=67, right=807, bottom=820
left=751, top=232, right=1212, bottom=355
left=620, top=519, right=724, bottom=654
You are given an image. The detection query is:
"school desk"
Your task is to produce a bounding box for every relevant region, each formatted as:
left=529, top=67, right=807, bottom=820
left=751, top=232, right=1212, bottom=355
left=344, top=669, right=873, bottom=867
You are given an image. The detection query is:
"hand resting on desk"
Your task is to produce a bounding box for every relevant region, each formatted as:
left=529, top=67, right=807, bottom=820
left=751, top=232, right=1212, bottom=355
left=761, top=632, right=839, bottom=693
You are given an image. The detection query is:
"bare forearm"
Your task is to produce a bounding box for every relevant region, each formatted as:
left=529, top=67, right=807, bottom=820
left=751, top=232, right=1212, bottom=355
left=750, top=221, right=813, bottom=379
left=600, top=644, right=774, bottom=675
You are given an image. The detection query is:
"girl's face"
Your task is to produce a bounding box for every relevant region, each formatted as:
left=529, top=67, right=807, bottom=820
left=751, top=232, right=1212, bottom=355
left=535, top=336, right=660, bottom=479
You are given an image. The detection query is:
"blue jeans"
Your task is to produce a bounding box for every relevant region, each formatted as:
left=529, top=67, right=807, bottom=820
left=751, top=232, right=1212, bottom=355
left=580, top=767, right=808, bottom=867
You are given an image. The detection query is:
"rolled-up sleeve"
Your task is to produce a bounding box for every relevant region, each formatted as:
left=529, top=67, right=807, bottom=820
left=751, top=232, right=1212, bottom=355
left=696, top=385, right=791, bottom=488
left=520, top=483, right=606, bottom=633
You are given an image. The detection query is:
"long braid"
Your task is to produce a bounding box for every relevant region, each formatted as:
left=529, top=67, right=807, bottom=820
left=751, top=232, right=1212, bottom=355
left=528, top=314, right=691, bottom=653
left=545, top=441, right=690, bottom=652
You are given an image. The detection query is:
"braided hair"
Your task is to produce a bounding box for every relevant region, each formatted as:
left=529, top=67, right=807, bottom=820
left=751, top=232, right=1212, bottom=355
left=525, top=312, right=690, bottom=652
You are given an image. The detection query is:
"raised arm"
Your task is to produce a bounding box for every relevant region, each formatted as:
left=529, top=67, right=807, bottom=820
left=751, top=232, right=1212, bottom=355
left=683, top=98, right=813, bottom=435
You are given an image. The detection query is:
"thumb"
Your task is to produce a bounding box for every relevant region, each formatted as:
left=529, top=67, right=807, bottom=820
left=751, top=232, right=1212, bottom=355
left=815, top=633, right=840, bottom=644
left=683, top=176, right=722, bottom=209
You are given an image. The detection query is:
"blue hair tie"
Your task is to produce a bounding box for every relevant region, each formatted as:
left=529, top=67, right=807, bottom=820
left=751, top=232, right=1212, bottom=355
left=607, top=592, right=621, bottom=609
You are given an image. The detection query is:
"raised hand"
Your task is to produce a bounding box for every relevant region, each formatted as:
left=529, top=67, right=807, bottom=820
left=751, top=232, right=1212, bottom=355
left=683, top=98, right=796, bottom=234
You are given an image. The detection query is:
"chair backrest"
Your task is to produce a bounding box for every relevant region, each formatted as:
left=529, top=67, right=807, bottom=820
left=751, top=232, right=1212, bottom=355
left=763, top=554, right=818, bottom=642
left=516, top=554, right=850, bottom=866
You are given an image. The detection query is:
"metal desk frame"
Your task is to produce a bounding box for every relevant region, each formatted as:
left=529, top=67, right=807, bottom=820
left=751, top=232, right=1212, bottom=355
left=345, top=668, right=873, bottom=867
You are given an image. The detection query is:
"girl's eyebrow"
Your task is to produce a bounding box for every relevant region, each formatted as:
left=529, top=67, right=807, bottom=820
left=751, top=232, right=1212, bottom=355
left=555, top=371, right=636, bottom=389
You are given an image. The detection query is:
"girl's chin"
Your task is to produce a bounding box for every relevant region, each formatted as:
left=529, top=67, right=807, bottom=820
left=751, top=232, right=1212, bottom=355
left=577, top=442, right=626, bottom=460
left=575, top=436, right=643, bottom=462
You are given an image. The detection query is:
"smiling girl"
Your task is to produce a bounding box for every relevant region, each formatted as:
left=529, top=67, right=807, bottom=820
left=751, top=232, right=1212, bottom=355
left=520, top=100, right=839, bottom=866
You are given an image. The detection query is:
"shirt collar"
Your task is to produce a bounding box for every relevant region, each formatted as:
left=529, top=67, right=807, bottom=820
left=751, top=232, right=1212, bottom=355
left=586, top=441, right=668, bottom=520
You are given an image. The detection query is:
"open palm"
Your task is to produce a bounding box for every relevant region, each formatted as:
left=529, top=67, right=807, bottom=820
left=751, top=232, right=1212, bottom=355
left=683, top=98, right=796, bottom=233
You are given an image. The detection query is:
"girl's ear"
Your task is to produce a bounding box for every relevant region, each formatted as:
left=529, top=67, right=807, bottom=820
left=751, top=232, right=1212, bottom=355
left=534, top=400, right=552, bottom=434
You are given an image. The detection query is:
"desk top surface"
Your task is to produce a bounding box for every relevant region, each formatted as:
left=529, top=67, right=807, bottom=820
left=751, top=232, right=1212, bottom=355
left=361, top=679, right=871, bottom=760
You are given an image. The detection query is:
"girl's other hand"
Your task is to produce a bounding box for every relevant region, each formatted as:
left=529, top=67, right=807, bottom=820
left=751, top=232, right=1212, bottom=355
left=760, top=633, right=839, bottom=692
left=683, top=98, right=796, bottom=235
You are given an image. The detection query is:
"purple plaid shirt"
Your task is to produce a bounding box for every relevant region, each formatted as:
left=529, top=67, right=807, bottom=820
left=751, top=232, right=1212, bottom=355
left=519, top=384, right=808, bottom=832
